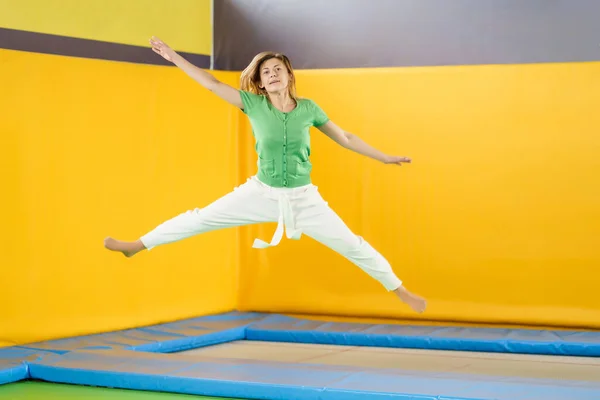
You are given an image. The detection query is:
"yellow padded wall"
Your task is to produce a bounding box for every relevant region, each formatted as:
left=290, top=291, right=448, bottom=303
left=237, top=62, right=600, bottom=329
left=0, top=48, right=240, bottom=346
left=0, top=0, right=212, bottom=56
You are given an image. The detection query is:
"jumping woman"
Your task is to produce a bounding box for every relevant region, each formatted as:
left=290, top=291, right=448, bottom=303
left=104, top=37, right=427, bottom=313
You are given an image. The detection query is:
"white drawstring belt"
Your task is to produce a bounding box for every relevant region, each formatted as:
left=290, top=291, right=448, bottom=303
left=252, top=192, right=302, bottom=248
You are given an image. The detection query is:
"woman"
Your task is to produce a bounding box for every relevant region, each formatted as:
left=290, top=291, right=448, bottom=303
left=104, top=37, right=427, bottom=313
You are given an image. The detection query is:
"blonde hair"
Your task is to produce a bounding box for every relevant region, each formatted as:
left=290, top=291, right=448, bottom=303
left=240, top=51, right=297, bottom=99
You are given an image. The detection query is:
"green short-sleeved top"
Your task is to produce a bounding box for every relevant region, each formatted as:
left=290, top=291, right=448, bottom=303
left=239, top=90, right=329, bottom=188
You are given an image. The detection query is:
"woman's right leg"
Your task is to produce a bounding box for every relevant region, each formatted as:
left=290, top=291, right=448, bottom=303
left=104, top=179, right=278, bottom=257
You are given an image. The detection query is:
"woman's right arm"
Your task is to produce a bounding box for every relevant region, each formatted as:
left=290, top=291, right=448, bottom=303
left=149, top=36, right=243, bottom=109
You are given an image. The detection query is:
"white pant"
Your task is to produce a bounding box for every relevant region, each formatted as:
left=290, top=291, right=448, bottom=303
left=140, top=176, right=402, bottom=291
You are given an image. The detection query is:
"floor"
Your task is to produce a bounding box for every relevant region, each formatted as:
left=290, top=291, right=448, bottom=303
left=0, top=381, right=247, bottom=400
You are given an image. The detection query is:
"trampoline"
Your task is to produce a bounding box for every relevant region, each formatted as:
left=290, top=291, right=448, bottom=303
left=2, top=312, right=600, bottom=400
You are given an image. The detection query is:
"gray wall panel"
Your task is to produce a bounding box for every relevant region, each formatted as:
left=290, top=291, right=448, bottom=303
left=214, top=0, right=600, bottom=70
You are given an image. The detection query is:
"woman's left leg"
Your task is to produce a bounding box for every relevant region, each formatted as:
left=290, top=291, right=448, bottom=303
left=295, top=191, right=427, bottom=313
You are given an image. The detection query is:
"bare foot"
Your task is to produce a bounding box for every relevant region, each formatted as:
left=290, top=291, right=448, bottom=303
left=104, top=237, right=145, bottom=258
left=394, top=285, right=427, bottom=313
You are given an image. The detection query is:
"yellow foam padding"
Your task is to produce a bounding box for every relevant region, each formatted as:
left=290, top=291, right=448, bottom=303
left=237, top=61, right=600, bottom=329
left=0, top=48, right=240, bottom=345
left=0, top=0, right=212, bottom=55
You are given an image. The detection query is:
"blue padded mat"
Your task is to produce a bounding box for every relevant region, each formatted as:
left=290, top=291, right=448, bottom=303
left=20, top=311, right=268, bottom=354
left=5, top=311, right=600, bottom=399
left=0, top=347, right=53, bottom=362
left=246, top=314, right=600, bottom=357
left=0, top=362, right=27, bottom=386
left=27, top=349, right=600, bottom=400
left=0, top=346, right=57, bottom=385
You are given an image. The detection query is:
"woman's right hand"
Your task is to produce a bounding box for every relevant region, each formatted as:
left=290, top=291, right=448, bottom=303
left=148, top=36, right=243, bottom=109
left=149, top=36, right=177, bottom=63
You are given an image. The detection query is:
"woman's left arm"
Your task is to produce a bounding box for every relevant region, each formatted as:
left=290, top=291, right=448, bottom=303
left=317, top=120, right=411, bottom=165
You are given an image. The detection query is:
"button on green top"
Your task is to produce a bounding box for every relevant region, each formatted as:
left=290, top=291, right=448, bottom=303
left=240, top=90, right=329, bottom=188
